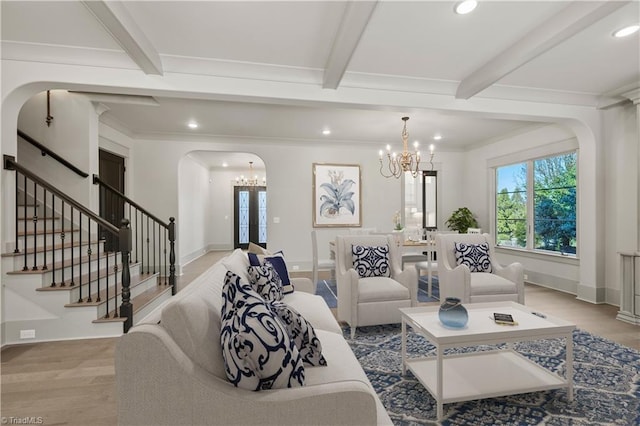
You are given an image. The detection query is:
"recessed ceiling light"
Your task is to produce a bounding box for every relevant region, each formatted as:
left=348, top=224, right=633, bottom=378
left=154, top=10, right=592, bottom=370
left=613, top=24, right=639, bottom=38
left=187, top=121, right=198, bottom=129
left=322, top=129, right=331, bottom=135
left=222, top=162, right=228, bottom=168
left=433, top=134, right=443, bottom=141
left=455, top=0, right=477, bottom=15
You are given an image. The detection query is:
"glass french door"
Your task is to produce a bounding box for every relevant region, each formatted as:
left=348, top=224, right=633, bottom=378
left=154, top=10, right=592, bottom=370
left=234, top=186, right=267, bottom=249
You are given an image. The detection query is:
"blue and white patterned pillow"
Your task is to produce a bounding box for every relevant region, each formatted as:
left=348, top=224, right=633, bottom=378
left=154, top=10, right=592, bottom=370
left=352, top=245, right=391, bottom=278
left=248, top=263, right=284, bottom=302
left=454, top=242, right=493, bottom=273
left=220, top=272, right=305, bottom=390
left=264, top=255, right=294, bottom=294
left=269, top=300, right=327, bottom=367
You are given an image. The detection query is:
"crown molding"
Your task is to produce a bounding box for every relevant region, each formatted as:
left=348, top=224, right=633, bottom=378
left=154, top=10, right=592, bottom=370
left=3, top=41, right=604, bottom=108
left=1, top=41, right=138, bottom=70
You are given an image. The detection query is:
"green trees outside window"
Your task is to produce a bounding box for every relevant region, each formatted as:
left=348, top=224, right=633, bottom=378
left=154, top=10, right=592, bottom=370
left=496, top=152, right=577, bottom=255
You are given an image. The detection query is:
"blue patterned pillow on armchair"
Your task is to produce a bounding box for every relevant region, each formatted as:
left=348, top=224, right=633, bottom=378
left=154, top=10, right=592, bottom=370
left=351, top=244, right=391, bottom=278
left=454, top=242, right=493, bottom=273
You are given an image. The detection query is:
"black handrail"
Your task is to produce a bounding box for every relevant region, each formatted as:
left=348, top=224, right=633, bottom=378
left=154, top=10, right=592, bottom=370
left=6, top=156, right=115, bottom=231
left=18, top=129, right=89, bottom=178
left=93, top=175, right=168, bottom=227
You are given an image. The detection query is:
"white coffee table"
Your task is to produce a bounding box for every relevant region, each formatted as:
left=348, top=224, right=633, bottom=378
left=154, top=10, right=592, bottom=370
left=400, top=301, right=576, bottom=420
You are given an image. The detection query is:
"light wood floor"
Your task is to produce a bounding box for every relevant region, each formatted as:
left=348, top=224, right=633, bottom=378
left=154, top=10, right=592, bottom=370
left=2, top=250, right=638, bottom=425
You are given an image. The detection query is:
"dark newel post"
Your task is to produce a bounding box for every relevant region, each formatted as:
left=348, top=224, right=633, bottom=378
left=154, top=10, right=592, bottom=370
left=169, top=217, right=176, bottom=295
left=119, top=219, right=133, bottom=332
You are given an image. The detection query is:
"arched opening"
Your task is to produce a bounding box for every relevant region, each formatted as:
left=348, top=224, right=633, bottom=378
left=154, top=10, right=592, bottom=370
left=177, top=151, right=266, bottom=265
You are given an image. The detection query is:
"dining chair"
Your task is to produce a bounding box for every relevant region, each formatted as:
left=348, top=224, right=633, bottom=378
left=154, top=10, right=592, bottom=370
left=348, top=227, right=377, bottom=235
left=311, top=230, right=335, bottom=285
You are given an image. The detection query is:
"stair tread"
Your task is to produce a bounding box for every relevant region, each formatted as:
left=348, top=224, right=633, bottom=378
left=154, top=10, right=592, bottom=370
left=17, top=227, right=78, bottom=237
left=93, top=285, right=172, bottom=323
left=17, top=216, right=60, bottom=220
left=34, top=261, right=141, bottom=289
left=1, top=239, right=104, bottom=257
left=64, top=272, right=159, bottom=307
left=6, top=251, right=118, bottom=274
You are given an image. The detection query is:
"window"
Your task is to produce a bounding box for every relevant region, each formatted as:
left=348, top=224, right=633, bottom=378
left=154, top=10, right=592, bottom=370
left=495, top=152, right=577, bottom=255
left=403, top=170, right=437, bottom=234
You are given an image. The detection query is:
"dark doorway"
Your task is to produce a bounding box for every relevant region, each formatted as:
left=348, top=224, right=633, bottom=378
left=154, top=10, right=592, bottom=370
left=234, top=186, right=267, bottom=250
left=99, top=150, right=125, bottom=251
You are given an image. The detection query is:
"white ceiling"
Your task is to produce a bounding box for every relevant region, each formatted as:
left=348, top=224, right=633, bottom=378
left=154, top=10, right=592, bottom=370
left=2, top=1, right=639, bottom=169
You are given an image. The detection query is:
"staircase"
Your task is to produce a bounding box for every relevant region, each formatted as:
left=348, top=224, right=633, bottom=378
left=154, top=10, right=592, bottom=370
left=2, top=148, right=176, bottom=345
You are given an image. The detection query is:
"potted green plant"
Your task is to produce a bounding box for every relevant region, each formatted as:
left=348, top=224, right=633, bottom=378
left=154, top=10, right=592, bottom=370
left=445, top=207, right=479, bottom=233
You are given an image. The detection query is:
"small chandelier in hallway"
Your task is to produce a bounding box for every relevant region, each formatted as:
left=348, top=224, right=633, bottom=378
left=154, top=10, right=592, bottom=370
left=235, top=161, right=265, bottom=186
left=379, top=117, right=422, bottom=179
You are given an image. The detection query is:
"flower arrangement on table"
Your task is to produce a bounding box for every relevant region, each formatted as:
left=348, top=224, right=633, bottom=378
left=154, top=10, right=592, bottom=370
left=393, top=211, right=403, bottom=231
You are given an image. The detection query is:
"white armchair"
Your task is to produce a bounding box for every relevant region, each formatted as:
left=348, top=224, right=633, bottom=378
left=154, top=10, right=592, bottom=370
left=335, top=235, right=417, bottom=338
left=436, top=233, right=524, bottom=304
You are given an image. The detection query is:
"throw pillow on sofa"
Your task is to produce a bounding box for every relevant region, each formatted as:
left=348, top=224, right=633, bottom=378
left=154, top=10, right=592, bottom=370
left=268, top=300, right=327, bottom=367
left=247, top=262, right=284, bottom=302
left=351, top=245, right=391, bottom=278
left=247, top=251, right=295, bottom=294
left=454, top=242, right=493, bottom=273
left=220, top=271, right=305, bottom=391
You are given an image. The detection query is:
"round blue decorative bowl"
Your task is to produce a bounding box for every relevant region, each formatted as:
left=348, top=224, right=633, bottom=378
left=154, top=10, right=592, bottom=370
left=438, top=297, right=468, bottom=328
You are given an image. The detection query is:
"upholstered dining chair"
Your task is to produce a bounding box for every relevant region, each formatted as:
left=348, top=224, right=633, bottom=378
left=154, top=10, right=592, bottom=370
left=335, top=234, right=417, bottom=338
left=348, top=227, right=378, bottom=235
left=413, top=230, right=438, bottom=298
left=436, top=233, right=524, bottom=304
left=311, top=230, right=335, bottom=285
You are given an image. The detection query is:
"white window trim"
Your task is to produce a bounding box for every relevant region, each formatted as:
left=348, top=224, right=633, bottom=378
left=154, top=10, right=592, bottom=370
left=488, top=138, right=579, bottom=259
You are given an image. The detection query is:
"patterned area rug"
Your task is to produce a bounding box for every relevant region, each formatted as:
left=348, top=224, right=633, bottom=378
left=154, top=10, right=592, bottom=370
left=316, top=277, right=439, bottom=309
left=346, top=324, right=640, bottom=425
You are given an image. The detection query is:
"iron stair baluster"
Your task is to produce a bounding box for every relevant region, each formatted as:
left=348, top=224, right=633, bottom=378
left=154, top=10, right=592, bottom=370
left=60, top=200, right=65, bottom=287
left=22, top=174, right=28, bottom=271
left=42, top=188, right=48, bottom=270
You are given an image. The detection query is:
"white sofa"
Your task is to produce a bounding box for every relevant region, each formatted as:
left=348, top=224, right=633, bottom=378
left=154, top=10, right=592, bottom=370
left=115, top=249, right=392, bottom=425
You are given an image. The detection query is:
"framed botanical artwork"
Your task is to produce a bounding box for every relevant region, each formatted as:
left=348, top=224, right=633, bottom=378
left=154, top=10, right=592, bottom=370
left=313, top=163, right=362, bottom=227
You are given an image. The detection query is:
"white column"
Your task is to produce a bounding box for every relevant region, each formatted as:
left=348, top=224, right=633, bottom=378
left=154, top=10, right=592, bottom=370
left=622, top=89, right=640, bottom=250
left=618, top=89, right=640, bottom=325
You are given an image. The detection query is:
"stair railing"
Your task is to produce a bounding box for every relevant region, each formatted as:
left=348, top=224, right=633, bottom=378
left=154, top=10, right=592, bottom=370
left=93, top=175, right=176, bottom=295
left=4, top=155, right=136, bottom=332
left=18, top=129, right=89, bottom=178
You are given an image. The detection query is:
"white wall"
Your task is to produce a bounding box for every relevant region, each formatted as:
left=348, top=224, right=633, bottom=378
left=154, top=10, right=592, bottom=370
left=208, top=168, right=242, bottom=250
left=16, top=91, right=99, bottom=208
left=178, top=155, right=213, bottom=265
left=130, top=138, right=407, bottom=269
